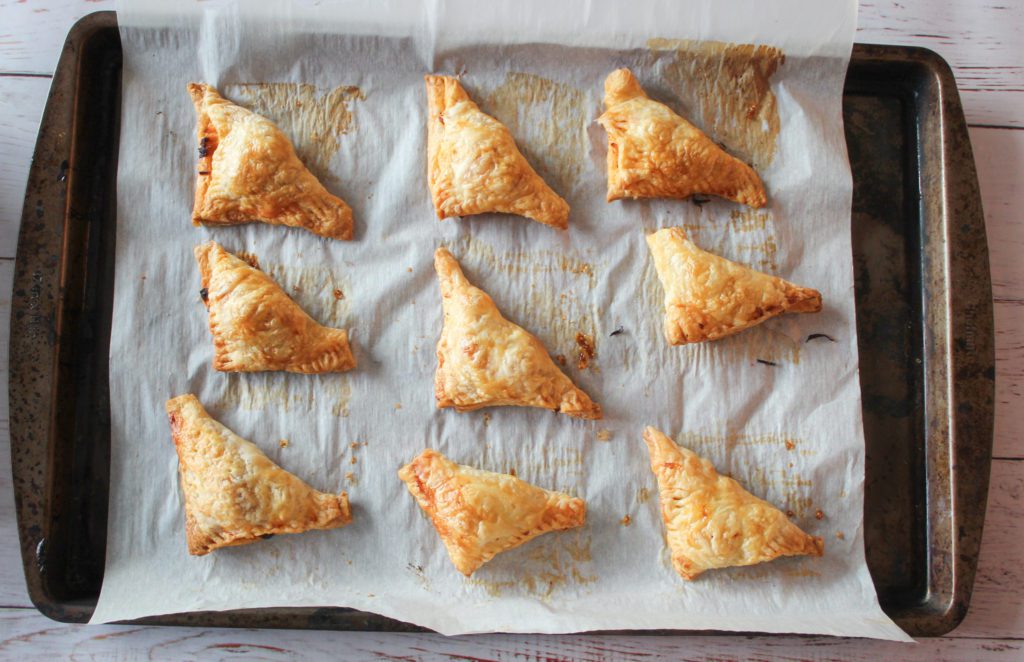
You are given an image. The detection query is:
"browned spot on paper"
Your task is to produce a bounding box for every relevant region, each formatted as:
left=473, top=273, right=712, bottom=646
left=345, top=471, right=358, bottom=486
left=216, top=374, right=351, bottom=418
left=729, top=209, right=769, bottom=234
left=394, top=403, right=402, bottom=410
left=350, top=456, right=357, bottom=465
left=484, top=73, right=586, bottom=193
left=469, top=533, right=596, bottom=600
left=637, top=487, right=651, bottom=504
left=262, top=262, right=350, bottom=328
left=279, top=439, right=289, bottom=448
left=444, top=235, right=596, bottom=289
left=620, top=515, right=632, bottom=527
left=785, top=439, right=796, bottom=451
left=483, top=412, right=492, bottom=427
left=575, top=332, right=596, bottom=370
left=333, top=288, right=345, bottom=301
left=227, top=83, right=365, bottom=184
left=815, top=509, right=825, bottom=520
left=596, top=429, right=612, bottom=442
left=555, top=354, right=567, bottom=366
left=836, top=531, right=845, bottom=540
left=648, top=39, right=783, bottom=169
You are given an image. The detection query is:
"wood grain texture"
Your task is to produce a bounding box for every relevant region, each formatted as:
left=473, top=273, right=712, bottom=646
left=0, top=606, right=1023, bottom=661
left=0, top=76, right=51, bottom=260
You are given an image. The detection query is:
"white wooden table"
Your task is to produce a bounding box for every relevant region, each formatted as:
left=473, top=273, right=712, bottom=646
left=0, top=1, right=1021, bottom=658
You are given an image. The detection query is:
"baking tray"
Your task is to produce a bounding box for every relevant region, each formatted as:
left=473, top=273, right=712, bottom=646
left=9, top=11, right=994, bottom=637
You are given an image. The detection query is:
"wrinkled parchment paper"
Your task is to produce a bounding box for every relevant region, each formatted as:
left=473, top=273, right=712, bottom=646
left=95, top=0, right=909, bottom=640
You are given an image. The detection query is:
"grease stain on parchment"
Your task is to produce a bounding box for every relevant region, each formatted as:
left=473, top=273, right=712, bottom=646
left=484, top=72, right=587, bottom=194
left=469, top=533, right=596, bottom=600
left=226, top=83, right=365, bottom=184
left=216, top=373, right=351, bottom=418
left=648, top=39, right=784, bottom=169
left=261, top=261, right=352, bottom=328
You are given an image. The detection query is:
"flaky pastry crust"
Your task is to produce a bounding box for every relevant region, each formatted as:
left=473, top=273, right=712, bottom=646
left=398, top=449, right=586, bottom=576
left=642, top=426, right=823, bottom=580
left=189, top=83, right=353, bottom=240
left=646, top=227, right=821, bottom=344
left=195, top=241, right=356, bottom=373
left=597, top=69, right=767, bottom=207
left=425, top=75, right=569, bottom=229
left=433, top=247, right=601, bottom=419
left=166, top=394, right=351, bottom=555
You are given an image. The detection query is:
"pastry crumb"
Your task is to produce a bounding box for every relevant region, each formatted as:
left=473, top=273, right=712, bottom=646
left=836, top=531, right=845, bottom=540
left=784, top=439, right=796, bottom=451
left=508, top=467, right=517, bottom=477
left=555, top=354, right=567, bottom=367
left=619, top=515, right=632, bottom=526
left=333, top=288, right=345, bottom=300
left=407, top=267, right=413, bottom=273
left=575, top=332, right=596, bottom=370
left=394, top=403, right=402, bottom=410
left=483, top=412, right=492, bottom=426
left=345, top=471, right=358, bottom=485
left=596, top=429, right=612, bottom=442
left=349, top=442, right=359, bottom=450
left=786, top=509, right=795, bottom=518
left=350, top=456, right=358, bottom=464
left=815, top=509, right=825, bottom=520
left=279, top=439, right=289, bottom=448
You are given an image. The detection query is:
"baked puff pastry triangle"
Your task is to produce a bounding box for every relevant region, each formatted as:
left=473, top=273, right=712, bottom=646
left=425, top=75, right=570, bottom=230
left=166, top=394, right=351, bottom=555
left=398, top=449, right=586, bottom=576
left=646, top=227, right=821, bottom=344
left=597, top=68, right=767, bottom=208
left=195, top=241, right=356, bottom=373
left=189, top=83, right=354, bottom=240
left=433, top=247, right=601, bottom=419
left=642, top=426, right=823, bottom=580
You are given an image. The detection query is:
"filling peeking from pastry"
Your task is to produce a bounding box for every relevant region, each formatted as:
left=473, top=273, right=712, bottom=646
left=642, top=426, right=823, bottom=580
left=195, top=241, right=356, bottom=373
left=166, top=394, right=351, bottom=556
left=646, top=227, right=821, bottom=344
left=597, top=68, right=767, bottom=208
left=433, top=247, right=601, bottom=419
left=425, top=75, right=570, bottom=230
left=188, top=83, right=354, bottom=240
left=398, top=449, right=586, bottom=576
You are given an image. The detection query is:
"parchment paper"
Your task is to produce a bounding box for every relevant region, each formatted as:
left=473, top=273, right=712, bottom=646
left=95, top=0, right=909, bottom=640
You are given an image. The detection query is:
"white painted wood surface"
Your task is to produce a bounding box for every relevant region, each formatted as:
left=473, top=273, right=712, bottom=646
left=0, top=0, right=1021, bottom=658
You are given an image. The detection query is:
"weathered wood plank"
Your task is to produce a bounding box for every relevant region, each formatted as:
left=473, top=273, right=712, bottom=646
left=0, top=76, right=51, bottom=260
left=0, top=606, right=1022, bottom=660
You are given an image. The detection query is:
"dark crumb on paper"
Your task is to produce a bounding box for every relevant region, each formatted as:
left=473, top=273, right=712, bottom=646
left=407, top=563, right=424, bottom=574
left=786, top=509, right=795, bottom=518
left=756, top=358, right=779, bottom=367
left=279, top=439, right=289, bottom=448
left=691, top=195, right=711, bottom=208
left=806, top=333, right=836, bottom=343
left=815, top=509, right=825, bottom=520
left=836, top=531, right=845, bottom=540
left=555, top=354, right=567, bottom=367
left=198, top=170, right=211, bottom=176
left=784, top=439, right=795, bottom=451
left=609, top=326, right=624, bottom=337
left=260, top=534, right=275, bottom=540
left=199, top=288, right=209, bottom=302
left=345, top=471, right=358, bottom=486
left=198, top=137, right=210, bottom=158
left=333, top=288, right=345, bottom=300
left=620, top=515, right=632, bottom=527
left=596, top=429, right=612, bottom=442
left=508, top=467, right=517, bottom=477
left=575, top=332, right=596, bottom=370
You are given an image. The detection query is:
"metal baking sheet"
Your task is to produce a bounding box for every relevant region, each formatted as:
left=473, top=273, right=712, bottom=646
left=9, top=11, right=994, bottom=637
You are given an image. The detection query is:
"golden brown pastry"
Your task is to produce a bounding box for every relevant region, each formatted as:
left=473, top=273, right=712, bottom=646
left=398, top=449, right=586, bottom=576
left=646, top=227, right=821, bottom=344
left=189, top=83, right=353, bottom=240
left=642, top=426, right=823, bottom=580
left=166, top=394, right=351, bottom=555
left=425, top=75, right=570, bottom=230
left=597, top=68, right=767, bottom=207
left=433, top=247, right=601, bottom=419
left=195, top=241, right=356, bottom=373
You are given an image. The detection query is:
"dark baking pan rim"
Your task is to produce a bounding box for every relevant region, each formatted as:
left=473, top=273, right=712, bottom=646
left=9, top=11, right=993, bottom=637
